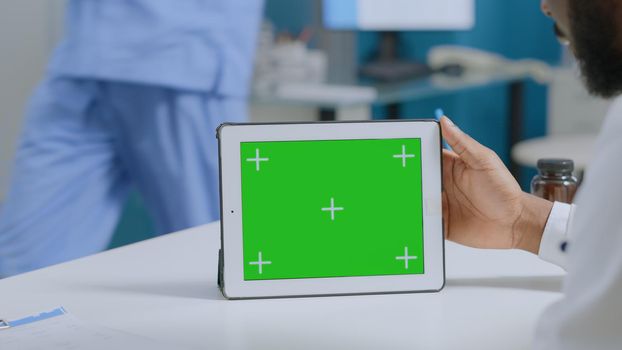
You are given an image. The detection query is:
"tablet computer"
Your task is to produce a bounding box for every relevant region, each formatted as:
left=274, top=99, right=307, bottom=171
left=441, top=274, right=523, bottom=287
left=217, top=120, right=444, bottom=299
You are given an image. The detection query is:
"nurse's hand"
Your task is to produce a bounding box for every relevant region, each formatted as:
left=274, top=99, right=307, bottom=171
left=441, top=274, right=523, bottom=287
left=440, top=117, right=553, bottom=254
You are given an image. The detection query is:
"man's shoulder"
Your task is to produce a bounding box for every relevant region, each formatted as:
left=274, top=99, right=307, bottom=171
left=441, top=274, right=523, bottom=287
left=600, top=96, right=622, bottom=133
left=593, top=96, right=622, bottom=152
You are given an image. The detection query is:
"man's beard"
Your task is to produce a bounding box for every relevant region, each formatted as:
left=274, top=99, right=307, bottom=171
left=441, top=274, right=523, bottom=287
left=568, top=0, right=622, bottom=98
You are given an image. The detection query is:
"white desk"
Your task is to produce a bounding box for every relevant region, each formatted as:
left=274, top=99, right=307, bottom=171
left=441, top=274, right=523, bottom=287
left=0, top=222, right=564, bottom=350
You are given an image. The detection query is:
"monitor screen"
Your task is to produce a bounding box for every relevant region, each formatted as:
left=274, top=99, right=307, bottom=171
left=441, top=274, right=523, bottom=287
left=324, top=0, right=475, bottom=31
left=240, top=138, right=425, bottom=281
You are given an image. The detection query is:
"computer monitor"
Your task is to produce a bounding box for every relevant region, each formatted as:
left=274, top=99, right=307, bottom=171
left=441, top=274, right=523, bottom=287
left=324, top=0, right=475, bottom=31
left=323, top=0, right=475, bottom=81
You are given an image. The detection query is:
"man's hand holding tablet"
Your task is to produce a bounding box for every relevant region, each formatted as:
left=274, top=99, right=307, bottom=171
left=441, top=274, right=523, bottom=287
left=439, top=117, right=553, bottom=255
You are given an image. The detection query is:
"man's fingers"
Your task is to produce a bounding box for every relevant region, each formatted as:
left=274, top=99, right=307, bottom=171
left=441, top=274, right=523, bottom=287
left=442, top=148, right=459, bottom=160
left=442, top=149, right=457, bottom=191
left=440, top=116, right=492, bottom=169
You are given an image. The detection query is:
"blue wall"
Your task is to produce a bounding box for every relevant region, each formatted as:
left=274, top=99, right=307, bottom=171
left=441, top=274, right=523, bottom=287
left=266, top=0, right=562, bottom=187
left=109, top=192, right=155, bottom=249
left=265, top=0, right=316, bottom=34
left=371, top=1, right=560, bottom=159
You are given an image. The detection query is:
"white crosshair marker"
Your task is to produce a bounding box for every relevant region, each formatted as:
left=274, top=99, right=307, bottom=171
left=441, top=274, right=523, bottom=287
left=321, top=197, right=344, bottom=221
left=246, top=148, right=270, bottom=171
left=249, top=251, right=272, bottom=274
left=395, top=246, right=418, bottom=269
left=393, top=145, right=416, bottom=168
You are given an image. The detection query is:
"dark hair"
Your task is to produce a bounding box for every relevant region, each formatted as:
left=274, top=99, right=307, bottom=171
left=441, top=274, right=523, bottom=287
left=569, top=0, right=622, bottom=98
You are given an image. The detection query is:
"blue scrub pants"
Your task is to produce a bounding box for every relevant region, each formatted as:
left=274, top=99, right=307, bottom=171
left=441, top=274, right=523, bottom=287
left=0, top=77, right=246, bottom=276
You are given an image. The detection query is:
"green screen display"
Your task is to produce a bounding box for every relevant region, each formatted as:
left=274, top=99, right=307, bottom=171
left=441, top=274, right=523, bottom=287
left=240, top=138, right=424, bottom=281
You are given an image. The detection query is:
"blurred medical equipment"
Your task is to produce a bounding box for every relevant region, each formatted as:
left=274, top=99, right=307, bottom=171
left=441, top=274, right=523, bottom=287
left=253, top=21, right=376, bottom=107
left=323, top=0, right=475, bottom=81
left=427, top=46, right=553, bottom=86
left=253, top=21, right=328, bottom=94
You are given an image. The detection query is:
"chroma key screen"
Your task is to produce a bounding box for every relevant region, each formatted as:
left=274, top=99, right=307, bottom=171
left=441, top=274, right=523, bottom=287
left=240, top=138, right=425, bottom=281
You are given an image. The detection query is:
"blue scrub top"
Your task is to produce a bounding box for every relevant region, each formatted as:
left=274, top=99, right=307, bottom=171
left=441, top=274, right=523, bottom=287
left=49, top=0, right=264, bottom=96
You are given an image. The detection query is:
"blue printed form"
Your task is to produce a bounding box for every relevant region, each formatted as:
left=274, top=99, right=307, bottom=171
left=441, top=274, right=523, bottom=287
left=0, top=308, right=195, bottom=350
left=5, top=307, right=67, bottom=328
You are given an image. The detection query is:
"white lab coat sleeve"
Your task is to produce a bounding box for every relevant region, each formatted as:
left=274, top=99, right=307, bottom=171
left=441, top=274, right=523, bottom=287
left=534, top=97, right=622, bottom=349
left=538, top=202, right=574, bottom=269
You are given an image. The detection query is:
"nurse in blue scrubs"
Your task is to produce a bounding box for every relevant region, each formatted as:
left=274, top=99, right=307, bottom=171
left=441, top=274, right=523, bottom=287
left=0, top=0, right=264, bottom=276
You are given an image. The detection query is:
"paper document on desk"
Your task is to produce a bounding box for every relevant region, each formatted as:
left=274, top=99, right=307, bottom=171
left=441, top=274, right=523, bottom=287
left=0, top=307, right=194, bottom=350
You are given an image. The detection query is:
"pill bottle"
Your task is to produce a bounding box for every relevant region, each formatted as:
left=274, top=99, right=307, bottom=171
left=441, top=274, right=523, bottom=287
left=531, top=159, right=578, bottom=204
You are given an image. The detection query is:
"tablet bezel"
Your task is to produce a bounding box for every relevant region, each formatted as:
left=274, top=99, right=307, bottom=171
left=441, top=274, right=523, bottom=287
left=218, top=120, right=444, bottom=299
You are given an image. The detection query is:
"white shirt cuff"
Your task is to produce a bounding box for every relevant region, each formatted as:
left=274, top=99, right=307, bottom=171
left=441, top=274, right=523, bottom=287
left=538, top=202, right=575, bottom=269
